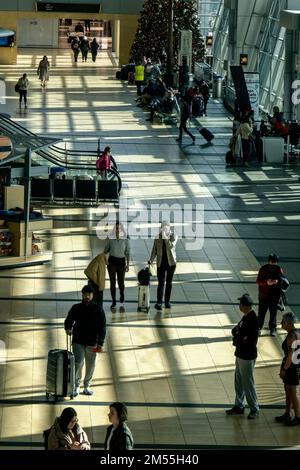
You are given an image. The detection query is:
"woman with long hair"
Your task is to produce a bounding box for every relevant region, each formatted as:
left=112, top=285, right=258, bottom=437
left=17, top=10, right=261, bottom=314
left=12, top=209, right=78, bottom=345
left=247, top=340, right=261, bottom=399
left=275, top=312, right=300, bottom=426
left=48, top=407, right=90, bottom=450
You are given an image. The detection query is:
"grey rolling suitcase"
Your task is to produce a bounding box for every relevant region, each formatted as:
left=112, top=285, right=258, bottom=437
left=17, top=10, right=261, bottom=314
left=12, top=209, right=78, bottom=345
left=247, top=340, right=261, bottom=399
left=137, top=285, right=150, bottom=312
left=46, top=335, right=75, bottom=401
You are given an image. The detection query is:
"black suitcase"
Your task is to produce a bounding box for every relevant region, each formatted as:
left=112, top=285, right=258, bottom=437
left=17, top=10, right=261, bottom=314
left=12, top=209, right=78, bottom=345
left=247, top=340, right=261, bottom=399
left=199, top=127, right=214, bottom=142
left=98, top=180, right=119, bottom=200
left=46, top=335, right=75, bottom=401
left=116, top=71, right=121, bottom=80
left=225, top=150, right=236, bottom=165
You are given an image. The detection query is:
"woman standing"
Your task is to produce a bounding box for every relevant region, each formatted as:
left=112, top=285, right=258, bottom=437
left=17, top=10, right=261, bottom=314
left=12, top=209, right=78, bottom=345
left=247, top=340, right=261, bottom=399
left=37, top=56, right=50, bottom=87
left=17, top=73, right=30, bottom=109
left=104, top=222, right=130, bottom=310
left=275, top=312, right=300, bottom=426
left=104, top=402, right=134, bottom=450
left=149, top=221, right=177, bottom=310
left=48, top=407, right=91, bottom=450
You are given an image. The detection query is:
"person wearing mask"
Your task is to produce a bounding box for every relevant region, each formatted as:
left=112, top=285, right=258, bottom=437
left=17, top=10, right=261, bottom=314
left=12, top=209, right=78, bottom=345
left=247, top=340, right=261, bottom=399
left=275, top=312, right=300, bottom=426
left=149, top=221, right=177, bottom=310
left=37, top=56, right=50, bottom=87
left=17, top=73, right=30, bottom=109
left=256, top=253, right=284, bottom=336
left=48, top=407, right=90, bottom=450
left=226, top=294, right=259, bottom=419
left=64, top=285, right=106, bottom=396
left=104, top=222, right=131, bottom=310
left=104, top=402, right=134, bottom=450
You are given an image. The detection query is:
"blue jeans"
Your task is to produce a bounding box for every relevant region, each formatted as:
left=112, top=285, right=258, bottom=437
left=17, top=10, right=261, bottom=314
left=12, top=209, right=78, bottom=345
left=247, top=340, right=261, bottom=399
left=234, top=357, right=259, bottom=413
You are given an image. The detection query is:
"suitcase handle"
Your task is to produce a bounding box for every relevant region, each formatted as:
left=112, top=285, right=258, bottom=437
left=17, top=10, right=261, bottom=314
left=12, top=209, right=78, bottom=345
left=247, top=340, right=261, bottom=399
left=66, top=332, right=72, bottom=352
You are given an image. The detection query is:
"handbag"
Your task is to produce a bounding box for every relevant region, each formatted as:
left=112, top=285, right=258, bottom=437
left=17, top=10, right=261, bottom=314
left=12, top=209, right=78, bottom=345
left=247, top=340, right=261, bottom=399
left=14, top=83, right=20, bottom=93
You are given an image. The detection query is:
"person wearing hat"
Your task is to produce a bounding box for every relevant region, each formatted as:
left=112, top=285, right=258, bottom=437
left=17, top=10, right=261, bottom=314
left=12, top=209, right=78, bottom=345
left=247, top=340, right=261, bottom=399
left=149, top=221, right=177, bottom=310
left=64, top=285, right=106, bottom=396
left=226, top=293, right=259, bottom=419
left=256, top=253, right=284, bottom=336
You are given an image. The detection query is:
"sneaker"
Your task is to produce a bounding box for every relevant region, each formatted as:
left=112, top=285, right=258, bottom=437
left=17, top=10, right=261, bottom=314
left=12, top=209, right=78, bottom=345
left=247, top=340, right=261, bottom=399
left=83, top=388, right=94, bottom=396
left=111, top=302, right=117, bottom=310
left=226, top=406, right=245, bottom=415
left=275, top=413, right=291, bottom=423
left=165, top=303, right=172, bottom=309
left=73, top=387, right=80, bottom=397
left=248, top=411, right=259, bottom=420
left=270, top=329, right=276, bottom=337
left=154, top=303, right=162, bottom=311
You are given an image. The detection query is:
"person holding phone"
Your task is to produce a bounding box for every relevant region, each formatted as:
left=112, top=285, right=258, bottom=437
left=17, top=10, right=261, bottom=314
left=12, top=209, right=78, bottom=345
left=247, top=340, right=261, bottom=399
left=149, top=221, right=177, bottom=310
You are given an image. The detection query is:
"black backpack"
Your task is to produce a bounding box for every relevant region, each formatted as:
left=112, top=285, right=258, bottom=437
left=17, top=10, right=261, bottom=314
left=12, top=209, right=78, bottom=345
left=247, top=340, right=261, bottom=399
left=138, top=267, right=151, bottom=286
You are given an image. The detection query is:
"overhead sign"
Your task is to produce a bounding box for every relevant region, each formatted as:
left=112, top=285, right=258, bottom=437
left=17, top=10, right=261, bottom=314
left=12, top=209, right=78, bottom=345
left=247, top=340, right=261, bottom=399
left=35, top=2, right=101, bottom=13
left=244, top=72, right=260, bottom=121
left=180, top=30, right=193, bottom=56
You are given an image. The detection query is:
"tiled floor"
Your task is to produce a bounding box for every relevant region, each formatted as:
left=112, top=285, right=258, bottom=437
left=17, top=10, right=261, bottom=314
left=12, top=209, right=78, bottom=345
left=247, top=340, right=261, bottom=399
left=0, top=49, right=300, bottom=449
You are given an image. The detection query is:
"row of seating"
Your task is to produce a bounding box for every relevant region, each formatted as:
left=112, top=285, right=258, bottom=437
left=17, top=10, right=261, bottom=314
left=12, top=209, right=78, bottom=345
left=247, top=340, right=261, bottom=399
left=31, top=178, right=119, bottom=203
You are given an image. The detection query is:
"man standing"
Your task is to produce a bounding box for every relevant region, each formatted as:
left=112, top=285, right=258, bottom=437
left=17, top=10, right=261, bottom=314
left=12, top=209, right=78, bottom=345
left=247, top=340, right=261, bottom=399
left=256, top=253, right=283, bottom=336
left=134, top=60, right=145, bottom=96
left=226, top=294, right=259, bottom=419
left=149, top=221, right=177, bottom=310
left=176, top=97, right=195, bottom=144
left=64, top=285, right=106, bottom=396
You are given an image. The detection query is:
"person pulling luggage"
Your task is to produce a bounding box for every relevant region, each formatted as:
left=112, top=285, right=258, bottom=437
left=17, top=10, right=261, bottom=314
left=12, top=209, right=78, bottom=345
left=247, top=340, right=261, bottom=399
left=64, top=285, right=106, bottom=396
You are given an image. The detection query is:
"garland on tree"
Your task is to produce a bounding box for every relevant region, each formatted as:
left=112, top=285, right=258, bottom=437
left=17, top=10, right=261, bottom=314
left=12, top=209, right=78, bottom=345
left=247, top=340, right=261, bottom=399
left=130, top=0, right=205, bottom=69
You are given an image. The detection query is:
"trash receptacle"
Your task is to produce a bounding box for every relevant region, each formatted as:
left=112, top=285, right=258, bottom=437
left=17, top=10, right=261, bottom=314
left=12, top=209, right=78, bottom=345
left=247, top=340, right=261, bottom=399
left=213, top=76, right=223, bottom=98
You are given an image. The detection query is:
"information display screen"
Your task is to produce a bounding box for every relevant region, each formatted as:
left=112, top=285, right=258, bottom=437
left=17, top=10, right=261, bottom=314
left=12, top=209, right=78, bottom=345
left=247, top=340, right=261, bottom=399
left=35, top=2, right=101, bottom=13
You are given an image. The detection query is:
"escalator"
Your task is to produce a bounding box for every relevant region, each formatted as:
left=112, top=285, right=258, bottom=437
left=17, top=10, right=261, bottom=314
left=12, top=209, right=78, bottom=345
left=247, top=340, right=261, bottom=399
left=0, top=113, right=122, bottom=193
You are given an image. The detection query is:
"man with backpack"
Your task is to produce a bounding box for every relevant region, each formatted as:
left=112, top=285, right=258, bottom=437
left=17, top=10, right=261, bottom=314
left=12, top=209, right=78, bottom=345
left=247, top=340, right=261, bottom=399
left=71, top=37, right=80, bottom=63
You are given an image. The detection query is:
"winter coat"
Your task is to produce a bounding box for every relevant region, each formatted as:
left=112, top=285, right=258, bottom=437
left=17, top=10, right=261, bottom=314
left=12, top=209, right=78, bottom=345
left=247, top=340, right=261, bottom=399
left=84, top=253, right=106, bottom=291
left=48, top=417, right=90, bottom=450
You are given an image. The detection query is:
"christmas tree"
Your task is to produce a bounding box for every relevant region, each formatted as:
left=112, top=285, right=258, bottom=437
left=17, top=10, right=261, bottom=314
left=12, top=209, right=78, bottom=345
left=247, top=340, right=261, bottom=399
left=130, top=0, right=205, bottom=69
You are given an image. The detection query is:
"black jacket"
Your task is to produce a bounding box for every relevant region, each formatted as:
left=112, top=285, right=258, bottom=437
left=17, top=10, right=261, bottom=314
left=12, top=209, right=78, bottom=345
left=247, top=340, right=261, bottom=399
left=104, top=423, right=134, bottom=451
left=232, top=310, right=258, bottom=360
left=64, top=301, right=106, bottom=346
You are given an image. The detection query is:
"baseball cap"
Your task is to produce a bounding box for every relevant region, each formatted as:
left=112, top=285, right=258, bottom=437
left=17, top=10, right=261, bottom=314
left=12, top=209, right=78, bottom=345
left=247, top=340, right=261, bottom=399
left=81, top=285, right=93, bottom=294
left=238, top=294, right=253, bottom=306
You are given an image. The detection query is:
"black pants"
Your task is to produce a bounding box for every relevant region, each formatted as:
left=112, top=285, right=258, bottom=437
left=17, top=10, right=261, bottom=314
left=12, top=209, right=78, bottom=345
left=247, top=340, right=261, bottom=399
left=241, top=139, right=250, bottom=163
left=179, top=119, right=194, bottom=140
left=136, top=81, right=144, bottom=96
left=19, top=90, right=27, bottom=104
left=88, top=278, right=103, bottom=308
left=91, top=52, right=97, bottom=62
left=258, top=296, right=279, bottom=330
left=157, top=264, right=176, bottom=305
left=203, top=97, right=209, bottom=115
left=107, top=263, right=126, bottom=303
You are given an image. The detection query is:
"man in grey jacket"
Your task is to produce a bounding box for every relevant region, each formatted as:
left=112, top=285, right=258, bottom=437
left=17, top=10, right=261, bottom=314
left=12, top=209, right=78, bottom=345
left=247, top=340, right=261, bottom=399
left=149, top=221, right=177, bottom=310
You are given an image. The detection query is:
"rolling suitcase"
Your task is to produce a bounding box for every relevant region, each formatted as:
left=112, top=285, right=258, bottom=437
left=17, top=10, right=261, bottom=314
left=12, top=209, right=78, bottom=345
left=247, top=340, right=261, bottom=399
left=199, top=127, right=214, bottom=142
left=46, top=335, right=75, bottom=401
left=137, top=285, right=150, bottom=312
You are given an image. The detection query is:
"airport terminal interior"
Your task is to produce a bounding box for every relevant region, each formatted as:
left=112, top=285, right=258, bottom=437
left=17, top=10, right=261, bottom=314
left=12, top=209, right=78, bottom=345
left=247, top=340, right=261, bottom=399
left=0, top=0, right=300, bottom=450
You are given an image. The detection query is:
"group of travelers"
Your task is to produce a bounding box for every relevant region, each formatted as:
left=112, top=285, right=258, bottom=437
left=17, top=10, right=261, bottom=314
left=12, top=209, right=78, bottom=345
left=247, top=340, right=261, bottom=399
left=71, top=36, right=101, bottom=63
left=227, top=254, right=300, bottom=426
